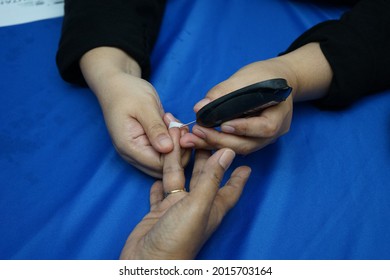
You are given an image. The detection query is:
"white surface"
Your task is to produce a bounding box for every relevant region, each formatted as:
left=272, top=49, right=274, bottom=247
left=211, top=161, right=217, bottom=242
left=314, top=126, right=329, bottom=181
left=0, top=0, right=64, bottom=27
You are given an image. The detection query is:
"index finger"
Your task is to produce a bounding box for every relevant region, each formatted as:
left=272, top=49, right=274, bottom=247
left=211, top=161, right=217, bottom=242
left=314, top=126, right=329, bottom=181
left=191, top=125, right=267, bottom=155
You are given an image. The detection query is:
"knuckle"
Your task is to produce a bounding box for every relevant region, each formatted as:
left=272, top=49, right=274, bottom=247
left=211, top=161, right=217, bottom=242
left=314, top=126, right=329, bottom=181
left=197, top=165, right=222, bottom=187
left=236, top=143, right=254, bottom=155
left=206, top=168, right=223, bottom=187
left=201, top=132, right=220, bottom=147
left=163, top=166, right=184, bottom=187
left=149, top=121, right=166, bottom=134
left=141, top=88, right=158, bottom=102
left=261, top=122, right=279, bottom=138
left=163, top=164, right=184, bottom=175
left=235, top=122, right=249, bottom=136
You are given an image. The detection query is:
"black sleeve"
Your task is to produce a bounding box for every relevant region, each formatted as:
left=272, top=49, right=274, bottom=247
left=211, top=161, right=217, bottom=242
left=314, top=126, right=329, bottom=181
left=56, top=0, right=167, bottom=85
left=284, top=0, right=390, bottom=108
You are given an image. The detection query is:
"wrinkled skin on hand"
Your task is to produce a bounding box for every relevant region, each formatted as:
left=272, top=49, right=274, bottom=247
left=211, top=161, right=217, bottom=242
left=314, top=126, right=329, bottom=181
left=96, top=73, right=191, bottom=178
left=119, top=127, right=251, bottom=259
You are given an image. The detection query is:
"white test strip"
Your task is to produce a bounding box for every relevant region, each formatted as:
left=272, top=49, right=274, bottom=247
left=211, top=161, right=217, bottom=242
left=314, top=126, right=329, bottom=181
left=169, top=121, right=184, bottom=129
left=168, top=120, right=196, bottom=129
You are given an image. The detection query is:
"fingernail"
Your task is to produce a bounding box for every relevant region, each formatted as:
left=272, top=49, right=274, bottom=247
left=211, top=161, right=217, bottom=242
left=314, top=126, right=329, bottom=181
left=194, top=98, right=211, bottom=111
left=193, top=128, right=206, bottom=139
left=182, top=142, right=195, bottom=148
left=221, top=125, right=235, bottom=134
left=165, top=112, right=176, bottom=122
left=239, top=167, right=252, bottom=178
left=218, top=149, right=235, bottom=170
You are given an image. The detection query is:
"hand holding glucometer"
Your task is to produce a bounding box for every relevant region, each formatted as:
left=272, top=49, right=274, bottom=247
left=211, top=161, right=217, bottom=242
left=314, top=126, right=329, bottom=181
left=168, top=78, right=292, bottom=129
left=195, top=78, right=292, bottom=128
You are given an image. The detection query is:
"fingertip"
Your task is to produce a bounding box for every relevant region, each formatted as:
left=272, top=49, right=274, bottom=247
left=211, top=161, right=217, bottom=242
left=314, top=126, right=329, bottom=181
left=179, top=132, right=211, bottom=150
left=218, top=148, right=236, bottom=171
left=163, top=112, right=177, bottom=127
left=192, top=127, right=206, bottom=139
left=151, top=180, right=163, bottom=192
left=234, top=166, right=252, bottom=179
left=156, top=134, right=174, bottom=153
left=180, top=140, right=195, bottom=149
left=220, top=124, right=235, bottom=134
left=165, top=112, right=176, bottom=121
left=220, top=118, right=249, bottom=136
left=141, top=114, right=174, bottom=153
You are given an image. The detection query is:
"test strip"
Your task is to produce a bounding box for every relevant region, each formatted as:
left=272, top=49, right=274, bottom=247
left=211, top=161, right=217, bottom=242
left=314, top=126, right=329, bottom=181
left=168, top=121, right=184, bottom=129
left=168, top=120, right=196, bottom=129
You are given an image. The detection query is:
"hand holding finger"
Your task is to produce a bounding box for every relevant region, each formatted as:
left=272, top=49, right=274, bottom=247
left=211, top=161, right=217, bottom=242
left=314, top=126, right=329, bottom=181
left=163, top=112, right=192, bottom=167
left=137, top=94, right=173, bottom=154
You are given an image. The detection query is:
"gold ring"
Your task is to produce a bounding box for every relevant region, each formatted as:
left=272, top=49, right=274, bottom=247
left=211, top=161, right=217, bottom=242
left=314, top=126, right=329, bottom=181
left=164, top=189, right=186, bottom=198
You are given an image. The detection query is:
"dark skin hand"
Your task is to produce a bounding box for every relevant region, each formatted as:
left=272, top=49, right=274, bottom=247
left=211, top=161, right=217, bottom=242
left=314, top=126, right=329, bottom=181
left=120, top=123, right=251, bottom=259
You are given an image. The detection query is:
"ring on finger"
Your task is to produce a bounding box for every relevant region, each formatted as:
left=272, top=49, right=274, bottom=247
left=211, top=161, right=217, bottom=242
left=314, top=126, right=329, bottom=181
left=164, top=188, right=186, bottom=198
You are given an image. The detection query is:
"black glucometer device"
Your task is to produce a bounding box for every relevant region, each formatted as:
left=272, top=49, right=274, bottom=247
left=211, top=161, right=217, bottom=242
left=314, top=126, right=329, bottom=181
left=196, top=78, right=292, bottom=128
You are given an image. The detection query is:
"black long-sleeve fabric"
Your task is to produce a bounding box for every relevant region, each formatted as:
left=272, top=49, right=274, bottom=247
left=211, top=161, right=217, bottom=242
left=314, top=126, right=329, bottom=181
left=56, top=0, right=390, bottom=108
left=285, top=0, right=390, bottom=108
left=56, top=0, right=167, bottom=85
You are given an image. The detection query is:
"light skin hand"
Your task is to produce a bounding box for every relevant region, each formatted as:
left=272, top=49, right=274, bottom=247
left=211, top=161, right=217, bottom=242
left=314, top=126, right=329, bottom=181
left=80, top=47, right=191, bottom=178
left=119, top=127, right=251, bottom=260
left=180, top=43, right=333, bottom=154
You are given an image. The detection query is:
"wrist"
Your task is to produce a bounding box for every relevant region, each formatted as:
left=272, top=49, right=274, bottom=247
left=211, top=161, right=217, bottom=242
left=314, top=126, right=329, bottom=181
left=80, top=47, right=141, bottom=96
left=277, top=42, right=333, bottom=102
left=264, top=56, right=300, bottom=100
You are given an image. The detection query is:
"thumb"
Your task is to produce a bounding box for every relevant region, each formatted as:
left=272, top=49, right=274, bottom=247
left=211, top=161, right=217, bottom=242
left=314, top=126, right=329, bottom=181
left=138, top=108, right=173, bottom=154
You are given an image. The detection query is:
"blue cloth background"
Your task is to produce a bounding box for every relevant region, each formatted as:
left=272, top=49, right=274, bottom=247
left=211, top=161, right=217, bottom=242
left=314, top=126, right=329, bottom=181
left=1, top=0, right=390, bottom=260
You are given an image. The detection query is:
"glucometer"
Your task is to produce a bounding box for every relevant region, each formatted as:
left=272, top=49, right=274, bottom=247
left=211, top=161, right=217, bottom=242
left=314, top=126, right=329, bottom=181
left=196, top=78, right=292, bottom=128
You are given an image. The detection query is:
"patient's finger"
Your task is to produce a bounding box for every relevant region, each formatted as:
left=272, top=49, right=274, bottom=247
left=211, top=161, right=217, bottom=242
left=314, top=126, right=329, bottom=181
left=162, top=127, right=185, bottom=194
left=191, top=148, right=235, bottom=207
left=149, top=181, right=163, bottom=211
left=180, top=132, right=214, bottom=150
left=215, top=166, right=251, bottom=214
left=189, top=149, right=211, bottom=191
left=191, top=125, right=267, bottom=155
